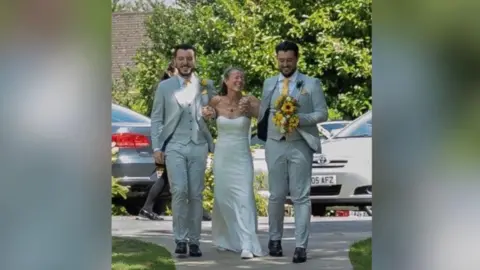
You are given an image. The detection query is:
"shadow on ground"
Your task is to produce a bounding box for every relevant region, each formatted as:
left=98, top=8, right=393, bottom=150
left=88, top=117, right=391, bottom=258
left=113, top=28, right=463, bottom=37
left=112, top=217, right=371, bottom=270
left=139, top=220, right=372, bottom=235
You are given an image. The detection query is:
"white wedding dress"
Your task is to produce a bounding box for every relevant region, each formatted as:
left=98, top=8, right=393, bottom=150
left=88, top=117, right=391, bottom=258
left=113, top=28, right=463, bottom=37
left=211, top=116, right=264, bottom=258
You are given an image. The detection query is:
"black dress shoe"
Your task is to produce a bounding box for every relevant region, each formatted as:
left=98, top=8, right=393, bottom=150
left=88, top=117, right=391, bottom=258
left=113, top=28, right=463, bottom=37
left=292, top=247, right=307, bottom=263
left=138, top=209, right=164, bottom=221
left=268, top=240, right=283, bottom=257
left=189, top=244, right=202, bottom=257
left=175, top=242, right=187, bottom=255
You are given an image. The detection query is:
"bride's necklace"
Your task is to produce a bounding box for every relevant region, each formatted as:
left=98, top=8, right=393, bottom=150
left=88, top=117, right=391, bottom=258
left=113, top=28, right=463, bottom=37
left=225, top=97, right=241, bottom=112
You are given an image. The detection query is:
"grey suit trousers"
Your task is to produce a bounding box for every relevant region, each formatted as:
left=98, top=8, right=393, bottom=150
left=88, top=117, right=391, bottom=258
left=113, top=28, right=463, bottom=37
left=165, top=141, right=209, bottom=246
left=265, top=138, right=314, bottom=249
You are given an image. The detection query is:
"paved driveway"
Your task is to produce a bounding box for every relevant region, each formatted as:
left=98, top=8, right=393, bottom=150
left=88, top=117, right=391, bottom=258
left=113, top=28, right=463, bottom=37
left=112, top=216, right=371, bottom=270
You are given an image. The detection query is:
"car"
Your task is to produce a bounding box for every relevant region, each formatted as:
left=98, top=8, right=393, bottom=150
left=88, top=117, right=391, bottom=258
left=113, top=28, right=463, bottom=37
left=111, top=105, right=269, bottom=212
left=111, top=104, right=160, bottom=197
left=318, top=120, right=351, bottom=141
left=299, top=110, right=372, bottom=216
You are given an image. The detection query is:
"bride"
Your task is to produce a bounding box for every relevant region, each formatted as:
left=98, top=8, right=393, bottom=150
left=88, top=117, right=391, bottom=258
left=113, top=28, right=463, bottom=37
left=207, top=67, right=264, bottom=259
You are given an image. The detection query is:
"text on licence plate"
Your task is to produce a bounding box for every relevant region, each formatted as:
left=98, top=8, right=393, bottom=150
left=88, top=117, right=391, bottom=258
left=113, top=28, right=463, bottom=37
left=311, top=175, right=336, bottom=185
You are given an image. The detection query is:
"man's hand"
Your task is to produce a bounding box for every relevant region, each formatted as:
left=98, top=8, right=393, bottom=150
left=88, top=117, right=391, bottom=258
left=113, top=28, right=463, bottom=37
left=153, top=151, right=165, bottom=165
left=239, top=97, right=251, bottom=116
left=201, top=106, right=215, bottom=120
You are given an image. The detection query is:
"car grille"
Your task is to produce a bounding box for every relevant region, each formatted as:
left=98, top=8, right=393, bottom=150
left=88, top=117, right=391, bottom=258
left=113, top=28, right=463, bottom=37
left=311, top=185, right=341, bottom=196
left=312, top=159, right=348, bottom=168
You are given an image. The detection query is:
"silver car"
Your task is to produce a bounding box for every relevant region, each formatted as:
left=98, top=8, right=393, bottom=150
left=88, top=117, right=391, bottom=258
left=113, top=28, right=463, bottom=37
left=111, top=104, right=166, bottom=206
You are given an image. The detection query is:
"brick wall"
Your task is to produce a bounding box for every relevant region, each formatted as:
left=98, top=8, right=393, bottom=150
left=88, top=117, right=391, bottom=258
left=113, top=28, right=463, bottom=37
left=112, top=12, right=152, bottom=81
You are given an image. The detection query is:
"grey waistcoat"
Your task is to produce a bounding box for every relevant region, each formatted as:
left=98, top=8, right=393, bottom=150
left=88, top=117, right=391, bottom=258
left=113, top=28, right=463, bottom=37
left=169, top=97, right=206, bottom=145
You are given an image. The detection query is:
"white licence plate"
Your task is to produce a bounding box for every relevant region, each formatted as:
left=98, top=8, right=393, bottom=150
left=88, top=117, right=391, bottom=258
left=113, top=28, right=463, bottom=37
left=311, top=175, right=336, bottom=185
left=349, top=211, right=369, bottom=217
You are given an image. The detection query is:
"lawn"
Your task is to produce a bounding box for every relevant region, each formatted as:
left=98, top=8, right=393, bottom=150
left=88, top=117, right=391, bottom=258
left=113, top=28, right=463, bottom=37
left=349, top=237, right=372, bottom=270
left=112, top=237, right=175, bottom=270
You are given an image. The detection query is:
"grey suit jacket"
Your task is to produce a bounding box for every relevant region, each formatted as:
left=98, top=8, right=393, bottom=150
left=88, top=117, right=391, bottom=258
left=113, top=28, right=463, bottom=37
left=150, top=75, right=217, bottom=152
left=258, top=72, right=328, bottom=152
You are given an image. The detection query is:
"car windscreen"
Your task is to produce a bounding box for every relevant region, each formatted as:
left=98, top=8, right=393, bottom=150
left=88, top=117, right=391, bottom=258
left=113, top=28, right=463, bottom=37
left=334, top=111, right=372, bottom=138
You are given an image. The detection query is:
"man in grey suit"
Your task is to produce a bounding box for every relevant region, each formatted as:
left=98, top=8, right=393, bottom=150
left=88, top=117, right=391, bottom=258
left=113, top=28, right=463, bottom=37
left=257, top=41, right=328, bottom=263
left=150, top=44, right=216, bottom=257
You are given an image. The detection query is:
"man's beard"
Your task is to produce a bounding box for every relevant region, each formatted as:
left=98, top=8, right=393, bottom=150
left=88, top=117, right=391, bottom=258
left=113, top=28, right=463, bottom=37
left=177, top=66, right=195, bottom=77
left=280, top=68, right=296, bottom=78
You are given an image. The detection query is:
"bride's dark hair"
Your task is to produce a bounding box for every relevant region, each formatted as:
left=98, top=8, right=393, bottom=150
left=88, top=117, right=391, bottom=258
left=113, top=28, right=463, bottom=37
left=219, top=66, right=245, bottom=96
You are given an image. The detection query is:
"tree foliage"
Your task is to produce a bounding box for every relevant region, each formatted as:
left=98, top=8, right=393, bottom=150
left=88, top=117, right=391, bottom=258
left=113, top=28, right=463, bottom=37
left=114, top=0, right=372, bottom=119
left=111, top=0, right=163, bottom=12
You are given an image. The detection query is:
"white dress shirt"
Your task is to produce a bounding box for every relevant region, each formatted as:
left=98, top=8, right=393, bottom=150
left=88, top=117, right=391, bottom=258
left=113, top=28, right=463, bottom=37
left=175, top=74, right=199, bottom=106
left=277, top=70, right=299, bottom=95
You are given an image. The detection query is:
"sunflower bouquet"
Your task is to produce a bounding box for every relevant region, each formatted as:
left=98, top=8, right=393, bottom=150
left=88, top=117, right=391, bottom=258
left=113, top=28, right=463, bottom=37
left=272, top=95, right=300, bottom=134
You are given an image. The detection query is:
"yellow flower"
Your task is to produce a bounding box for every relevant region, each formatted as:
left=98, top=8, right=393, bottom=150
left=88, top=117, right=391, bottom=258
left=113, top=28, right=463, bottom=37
left=288, top=115, right=299, bottom=129
left=273, top=112, right=284, bottom=125
left=281, top=101, right=295, bottom=115
left=274, top=95, right=286, bottom=108
left=201, top=78, right=208, bottom=86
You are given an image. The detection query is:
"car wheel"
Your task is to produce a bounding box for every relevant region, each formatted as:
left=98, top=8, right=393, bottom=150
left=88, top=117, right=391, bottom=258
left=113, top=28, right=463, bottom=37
left=311, top=204, right=327, bottom=216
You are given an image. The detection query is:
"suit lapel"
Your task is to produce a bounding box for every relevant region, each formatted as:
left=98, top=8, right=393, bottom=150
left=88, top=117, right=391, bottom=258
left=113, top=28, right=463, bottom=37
left=264, top=76, right=278, bottom=107
left=171, top=76, right=184, bottom=107
left=291, top=72, right=304, bottom=100
left=194, top=91, right=202, bottom=121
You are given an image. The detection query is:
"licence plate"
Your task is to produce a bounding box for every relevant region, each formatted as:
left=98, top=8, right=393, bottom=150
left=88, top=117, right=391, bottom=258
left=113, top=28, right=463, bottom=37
left=349, top=211, right=369, bottom=217
left=311, top=175, right=336, bottom=185
left=334, top=210, right=370, bottom=217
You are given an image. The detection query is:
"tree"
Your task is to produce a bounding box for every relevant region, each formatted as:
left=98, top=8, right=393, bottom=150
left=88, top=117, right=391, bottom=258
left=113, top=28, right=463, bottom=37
left=114, top=0, right=372, bottom=119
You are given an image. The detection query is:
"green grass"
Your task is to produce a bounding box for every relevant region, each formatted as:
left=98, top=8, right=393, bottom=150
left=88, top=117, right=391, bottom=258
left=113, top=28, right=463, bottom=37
left=349, top=237, right=372, bottom=270
left=112, top=237, right=175, bottom=270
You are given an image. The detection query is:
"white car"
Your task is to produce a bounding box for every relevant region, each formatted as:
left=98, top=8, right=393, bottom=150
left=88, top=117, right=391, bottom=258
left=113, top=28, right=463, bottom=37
left=307, top=111, right=372, bottom=215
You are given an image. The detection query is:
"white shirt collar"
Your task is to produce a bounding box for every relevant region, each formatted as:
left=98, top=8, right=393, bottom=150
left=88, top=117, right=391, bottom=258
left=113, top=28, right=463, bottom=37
left=278, top=70, right=299, bottom=82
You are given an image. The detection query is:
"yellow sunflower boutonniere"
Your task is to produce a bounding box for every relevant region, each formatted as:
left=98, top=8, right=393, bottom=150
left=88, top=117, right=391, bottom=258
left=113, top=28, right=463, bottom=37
left=273, top=95, right=300, bottom=135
